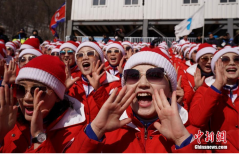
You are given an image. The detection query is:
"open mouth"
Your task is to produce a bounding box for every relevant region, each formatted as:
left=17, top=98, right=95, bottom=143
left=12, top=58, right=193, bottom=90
left=64, top=58, right=70, bottom=62
left=25, top=106, right=34, bottom=115
left=82, top=62, right=90, bottom=70
left=110, top=57, right=117, bottom=62
left=136, top=92, right=152, bottom=108
left=226, top=68, right=237, bottom=73
left=205, top=65, right=211, bottom=69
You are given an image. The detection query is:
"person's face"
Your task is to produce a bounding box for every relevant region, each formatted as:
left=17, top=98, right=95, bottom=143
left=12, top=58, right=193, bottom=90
left=220, top=53, right=239, bottom=80
left=59, top=47, right=76, bottom=66
left=19, top=54, right=36, bottom=68
left=47, top=48, right=52, bottom=55
left=125, top=65, right=171, bottom=119
left=51, top=52, right=60, bottom=57
left=6, top=47, right=14, bottom=56
left=183, top=36, right=188, bottom=40
left=133, top=48, right=139, bottom=54
left=198, top=53, right=213, bottom=73
left=106, top=47, right=123, bottom=66
left=123, top=45, right=133, bottom=61
left=76, top=46, right=100, bottom=76
left=20, top=30, right=24, bottom=34
left=209, top=34, right=213, bottom=39
left=197, top=36, right=201, bottom=39
left=191, top=50, right=197, bottom=63
left=33, top=32, right=37, bottom=35
left=17, top=80, right=58, bottom=121
left=185, top=51, right=190, bottom=60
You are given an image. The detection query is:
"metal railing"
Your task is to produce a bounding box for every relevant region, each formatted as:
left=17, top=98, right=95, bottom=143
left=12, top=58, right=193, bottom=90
left=66, top=36, right=208, bottom=47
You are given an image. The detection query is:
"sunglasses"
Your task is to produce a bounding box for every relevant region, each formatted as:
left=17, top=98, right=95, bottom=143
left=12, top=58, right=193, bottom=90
left=221, top=56, right=239, bottom=65
left=125, top=46, right=131, bottom=51
left=60, top=50, right=74, bottom=56
left=19, top=55, right=36, bottom=64
left=14, top=84, right=48, bottom=98
left=107, top=50, right=120, bottom=54
left=124, top=67, right=166, bottom=85
left=200, top=56, right=213, bottom=62
left=134, top=49, right=139, bottom=53
left=76, top=50, right=95, bottom=60
left=6, top=47, right=12, bottom=50
left=51, top=52, right=60, bottom=56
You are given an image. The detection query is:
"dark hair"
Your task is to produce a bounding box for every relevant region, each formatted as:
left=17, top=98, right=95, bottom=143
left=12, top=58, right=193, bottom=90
left=17, top=96, right=73, bottom=125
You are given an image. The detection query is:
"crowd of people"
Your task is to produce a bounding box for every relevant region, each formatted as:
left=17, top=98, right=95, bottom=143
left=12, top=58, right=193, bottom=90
left=0, top=29, right=238, bottom=153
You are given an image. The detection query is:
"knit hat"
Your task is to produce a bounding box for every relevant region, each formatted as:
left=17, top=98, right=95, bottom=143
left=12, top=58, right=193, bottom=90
left=16, top=55, right=66, bottom=100
left=181, top=43, right=190, bottom=53
left=188, top=44, right=198, bottom=59
left=196, top=43, right=216, bottom=62
left=51, top=45, right=61, bottom=54
left=122, top=47, right=177, bottom=91
left=158, top=47, right=170, bottom=58
left=0, top=44, right=7, bottom=59
left=184, top=47, right=190, bottom=58
left=19, top=49, right=43, bottom=58
left=106, top=41, right=125, bottom=56
left=122, top=41, right=133, bottom=49
left=5, top=42, right=16, bottom=52
left=20, top=38, right=40, bottom=50
left=76, top=41, right=104, bottom=63
left=13, top=40, right=21, bottom=49
left=211, top=46, right=239, bottom=74
left=59, top=41, right=79, bottom=52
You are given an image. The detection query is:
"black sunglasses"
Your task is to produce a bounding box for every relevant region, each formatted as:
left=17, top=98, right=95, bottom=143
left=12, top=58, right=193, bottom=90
left=51, top=52, right=60, bottom=56
left=221, top=56, right=239, bottom=65
left=124, top=67, right=166, bottom=84
left=107, top=50, right=120, bottom=54
left=200, top=56, right=213, bottom=62
left=19, top=56, right=36, bottom=63
left=14, top=84, right=48, bottom=98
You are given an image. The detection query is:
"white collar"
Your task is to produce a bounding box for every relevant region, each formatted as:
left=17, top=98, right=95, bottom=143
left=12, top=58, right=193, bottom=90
left=186, top=63, right=198, bottom=76
left=185, top=60, right=192, bottom=67
left=205, top=76, right=216, bottom=87
left=102, top=71, right=120, bottom=84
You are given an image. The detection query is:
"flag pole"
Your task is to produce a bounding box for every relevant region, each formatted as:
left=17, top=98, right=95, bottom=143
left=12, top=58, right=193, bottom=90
left=202, top=1, right=205, bottom=43
left=64, top=0, right=67, bottom=41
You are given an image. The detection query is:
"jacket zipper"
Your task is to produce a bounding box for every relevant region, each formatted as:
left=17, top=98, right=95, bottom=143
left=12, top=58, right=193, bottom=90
left=144, top=124, right=148, bottom=140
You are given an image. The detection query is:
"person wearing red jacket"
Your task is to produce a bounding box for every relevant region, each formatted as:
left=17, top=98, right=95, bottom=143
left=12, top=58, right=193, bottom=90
left=104, top=42, right=126, bottom=80
left=181, top=43, right=216, bottom=110
left=189, top=46, right=239, bottom=135
left=59, top=41, right=81, bottom=79
left=68, top=41, right=121, bottom=123
left=83, top=48, right=205, bottom=153
left=0, top=55, right=102, bottom=153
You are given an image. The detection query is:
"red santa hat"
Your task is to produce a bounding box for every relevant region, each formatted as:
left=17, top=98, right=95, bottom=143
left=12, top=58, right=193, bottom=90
left=13, top=40, right=21, bottom=49
left=184, top=47, right=191, bottom=58
left=5, top=42, right=17, bottom=52
left=60, top=41, right=79, bottom=52
left=211, top=46, right=239, bottom=74
left=196, top=43, right=216, bottom=62
left=20, top=38, right=40, bottom=50
left=122, top=41, right=133, bottom=49
left=106, top=41, right=125, bottom=56
left=16, top=55, right=66, bottom=100
left=180, top=43, right=190, bottom=53
left=188, top=44, right=198, bottom=59
left=51, top=45, right=61, bottom=53
left=76, top=41, right=104, bottom=63
left=0, top=44, right=7, bottom=59
left=19, top=49, right=43, bottom=58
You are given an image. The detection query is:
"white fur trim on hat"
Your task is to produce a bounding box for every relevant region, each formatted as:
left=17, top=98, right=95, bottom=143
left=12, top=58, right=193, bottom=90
left=188, top=46, right=198, bottom=59
left=181, top=44, right=190, bottom=53
left=19, top=49, right=43, bottom=58
left=122, top=51, right=177, bottom=91
left=16, top=67, right=66, bottom=100
left=60, top=43, right=77, bottom=51
left=211, top=47, right=239, bottom=74
left=51, top=48, right=60, bottom=53
left=76, top=42, right=104, bottom=63
left=122, top=42, right=133, bottom=49
left=184, top=47, right=190, bottom=58
left=196, top=47, right=216, bottom=62
left=20, top=44, right=35, bottom=50
left=6, top=43, right=16, bottom=52
left=106, top=43, right=125, bottom=56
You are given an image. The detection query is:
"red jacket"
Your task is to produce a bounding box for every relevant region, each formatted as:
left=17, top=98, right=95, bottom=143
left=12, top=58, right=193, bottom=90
left=0, top=95, right=103, bottom=153
left=101, top=107, right=205, bottom=153
left=68, top=71, right=121, bottom=123
left=189, top=81, right=239, bottom=133
left=104, top=61, right=125, bottom=81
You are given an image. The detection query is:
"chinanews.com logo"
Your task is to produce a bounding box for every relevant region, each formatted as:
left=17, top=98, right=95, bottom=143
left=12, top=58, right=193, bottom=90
left=193, top=130, right=229, bottom=150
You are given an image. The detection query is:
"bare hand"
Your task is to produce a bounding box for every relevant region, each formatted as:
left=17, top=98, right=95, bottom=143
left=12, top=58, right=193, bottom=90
left=0, top=85, right=18, bottom=142
left=117, top=57, right=125, bottom=74
left=0, top=59, right=6, bottom=76
left=65, top=60, right=80, bottom=90
left=86, top=60, right=105, bottom=90
left=91, top=86, right=136, bottom=139
left=3, top=60, right=17, bottom=84
left=153, top=89, right=190, bottom=146
left=212, top=59, right=228, bottom=90
left=194, top=68, right=205, bottom=90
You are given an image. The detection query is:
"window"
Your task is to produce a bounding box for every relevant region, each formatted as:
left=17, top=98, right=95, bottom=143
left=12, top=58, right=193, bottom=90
left=183, top=0, right=198, bottom=4
left=125, top=0, right=138, bottom=5
left=93, top=0, right=105, bottom=5
left=220, top=0, right=236, bottom=2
